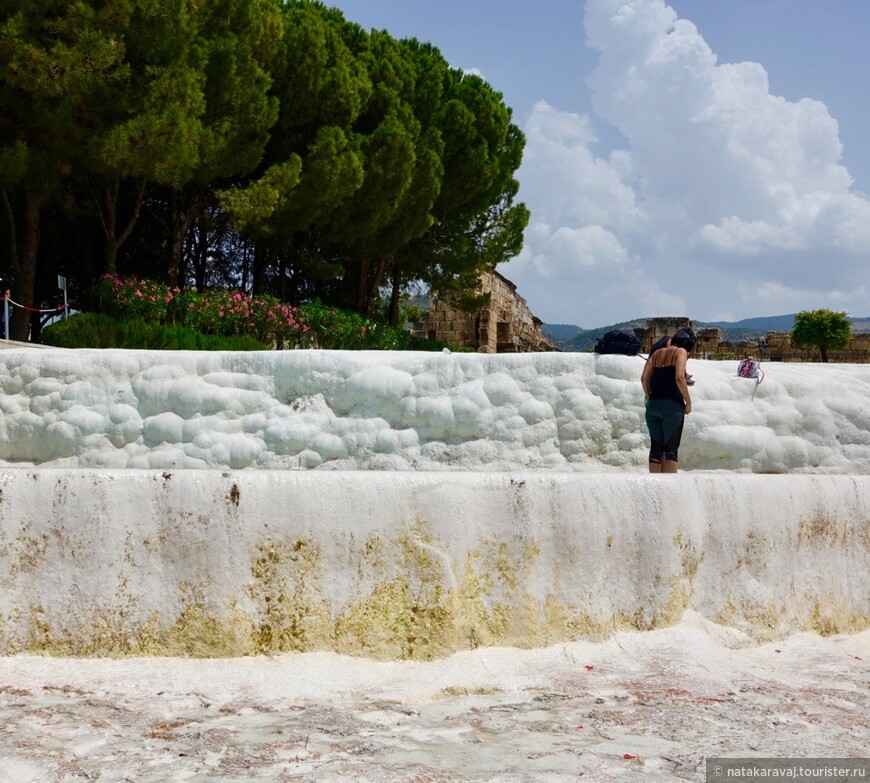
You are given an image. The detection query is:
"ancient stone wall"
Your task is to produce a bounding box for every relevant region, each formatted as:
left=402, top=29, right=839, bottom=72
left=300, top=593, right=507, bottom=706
left=637, top=317, right=690, bottom=353
left=421, top=270, right=556, bottom=353
left=638, top=317, right=870, bottom=362
left=636, top=317, right=720, bottom=358
left=763, top=331, right=870, bottom=362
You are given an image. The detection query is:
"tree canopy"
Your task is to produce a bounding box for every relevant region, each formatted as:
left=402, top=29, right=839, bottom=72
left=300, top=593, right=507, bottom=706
left=0, top=0, right=529, bottom=339
left=791, top=309, right=852, bottom=362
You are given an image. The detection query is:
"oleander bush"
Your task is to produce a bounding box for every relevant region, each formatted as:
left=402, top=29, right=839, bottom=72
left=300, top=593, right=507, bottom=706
left=98, top=276, right=306, bottom=349
left=168, top=288, right=307, bottom=349
left=97, top=276, right=178, bottom=324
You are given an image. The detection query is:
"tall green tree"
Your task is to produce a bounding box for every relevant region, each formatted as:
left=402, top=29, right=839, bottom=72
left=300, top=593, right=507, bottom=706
left=0, top=0, right=128, bottom=339
left=85, top=0, right=207, bottom=276
left=164, top=0, right=282, bottom=286
left=221, top=4, right=528, bottom=320
left=320, top=29, right=447, bottom=315
left=218, top=0, right=370, bottom=296
left=0, top=141, right=28, bottom=276
left=791, top=309, right=851, bottom=362
left=392, top=70, right=529, bottom=324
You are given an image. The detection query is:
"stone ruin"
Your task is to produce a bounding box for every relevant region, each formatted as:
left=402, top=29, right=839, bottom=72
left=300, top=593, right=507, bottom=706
left=416, top=269, right=556, bottom=353
left=416, top=277, right=869, bottom=361
left=637, top=317, right=870, bottom=362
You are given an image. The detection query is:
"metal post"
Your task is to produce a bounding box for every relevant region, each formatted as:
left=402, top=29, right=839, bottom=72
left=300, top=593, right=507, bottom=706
left=3, top=296, right=8, bottom=341
left=58, top=275, right=68, bottom=320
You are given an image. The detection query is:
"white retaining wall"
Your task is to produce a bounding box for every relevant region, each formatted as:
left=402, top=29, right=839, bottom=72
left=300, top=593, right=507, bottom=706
left=1, top=469, right=866, bottom=658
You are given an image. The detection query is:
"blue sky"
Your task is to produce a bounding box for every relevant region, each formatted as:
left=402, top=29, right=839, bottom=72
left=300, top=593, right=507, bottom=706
left=327, top=0, right=870, bottom=327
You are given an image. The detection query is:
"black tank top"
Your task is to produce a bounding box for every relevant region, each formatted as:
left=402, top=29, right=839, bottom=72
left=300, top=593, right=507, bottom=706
left=649, top=364, right=684, bottom=407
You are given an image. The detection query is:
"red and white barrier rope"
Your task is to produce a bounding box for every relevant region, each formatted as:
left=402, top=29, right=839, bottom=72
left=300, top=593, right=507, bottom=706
left=0, top=296, right=66, bottom=314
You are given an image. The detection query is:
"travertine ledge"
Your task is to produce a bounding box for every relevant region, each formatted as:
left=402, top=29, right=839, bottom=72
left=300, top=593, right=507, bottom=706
left=3, top=348, right=870, bottom=473
left=1, top=469, right=866, bottom=658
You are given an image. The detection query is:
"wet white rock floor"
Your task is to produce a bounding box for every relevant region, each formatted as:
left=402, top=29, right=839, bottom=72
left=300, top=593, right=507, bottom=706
left=0, top=617, right=866, bottom=782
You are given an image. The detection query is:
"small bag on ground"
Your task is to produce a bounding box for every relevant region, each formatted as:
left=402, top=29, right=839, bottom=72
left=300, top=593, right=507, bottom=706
left=737, top=356, right=764, bottom=398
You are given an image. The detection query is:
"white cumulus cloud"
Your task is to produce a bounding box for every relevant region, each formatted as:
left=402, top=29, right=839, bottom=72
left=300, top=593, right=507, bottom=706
left=503, top=0, right=870, bottom=326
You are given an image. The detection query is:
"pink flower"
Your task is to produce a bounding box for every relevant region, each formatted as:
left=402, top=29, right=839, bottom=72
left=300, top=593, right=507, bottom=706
left=135, top=290, right=143, bottom=298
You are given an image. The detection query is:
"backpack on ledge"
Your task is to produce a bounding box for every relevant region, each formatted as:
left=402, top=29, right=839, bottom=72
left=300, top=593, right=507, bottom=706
left=594, top=330, right=641, bottom=356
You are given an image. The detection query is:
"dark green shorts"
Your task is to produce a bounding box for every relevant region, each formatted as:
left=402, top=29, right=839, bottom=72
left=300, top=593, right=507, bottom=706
left=645, top=398, right=685, bottom=461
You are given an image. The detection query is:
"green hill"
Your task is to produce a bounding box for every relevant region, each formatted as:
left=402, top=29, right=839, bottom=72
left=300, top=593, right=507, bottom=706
left=543, top=319, right=650, bottom=352
left=543, top=314, right=870, bottom=352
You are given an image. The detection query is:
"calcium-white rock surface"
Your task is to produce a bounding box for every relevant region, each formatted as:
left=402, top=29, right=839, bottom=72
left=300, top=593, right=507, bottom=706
left=2, top=348, right=870, bottom=472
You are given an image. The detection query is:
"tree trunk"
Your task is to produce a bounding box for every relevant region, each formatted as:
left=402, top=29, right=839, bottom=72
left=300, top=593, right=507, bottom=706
left=241, top=238, right=251, bottom=293
left=287, top=260, right=300, bottom=307
left=193, top=215, right=209, bottom=291
left=168, top=187, right=198, bottom=287
left=252, top=241, right=269, bottom=295
left=360, top=256, right=387, bottom=317
left=388, top=260, right=401, bottom=326
left=1, top=189, right=19, bottom=278
left=102, top=182, right=118, bottom=277
left=167, top=189, right=182, bottom=287
left=277, top=253, right=288, bottom=300
left=355, top=257, right=369, bottom=314
left=12, top=191, right=42, bottom=342
left=101, top=179, right=146, bottom=277
left=820, top=345, right=828, bottom=363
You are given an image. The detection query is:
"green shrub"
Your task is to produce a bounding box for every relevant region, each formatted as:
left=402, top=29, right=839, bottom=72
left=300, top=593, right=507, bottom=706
left=94, top=275, right=467, bottom=352
left=405, top=335, right=475, bottom=353
left=99, top=275, right=307, bottom=349
left=298, top=302, right=410, bottom=350
left=42, top=313, right=268, bottom=350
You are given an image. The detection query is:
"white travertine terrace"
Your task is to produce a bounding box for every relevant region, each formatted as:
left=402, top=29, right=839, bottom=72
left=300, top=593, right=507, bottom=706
left=2, top=348, right=870, bottom=473
left=0, top=348, right=867, bottom=657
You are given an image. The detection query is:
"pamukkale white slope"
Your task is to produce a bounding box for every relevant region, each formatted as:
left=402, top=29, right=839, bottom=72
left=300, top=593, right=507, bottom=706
left=2, top=347, right=870, bottom=472
left=0, top=347, right=867, bottom=781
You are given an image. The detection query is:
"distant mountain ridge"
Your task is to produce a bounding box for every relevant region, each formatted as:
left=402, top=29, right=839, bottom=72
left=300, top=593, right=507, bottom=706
left=543, top=314, right=870, bottom=352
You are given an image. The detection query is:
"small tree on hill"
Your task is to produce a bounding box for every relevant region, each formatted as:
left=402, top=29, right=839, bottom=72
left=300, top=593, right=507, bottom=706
left=791, top=309, right=851, bottom=362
